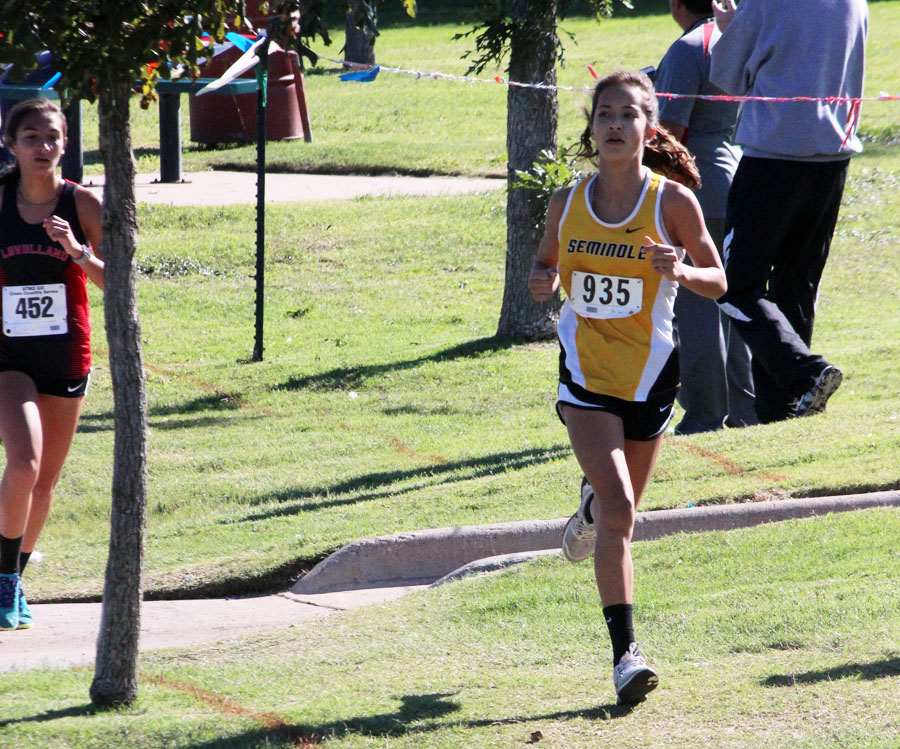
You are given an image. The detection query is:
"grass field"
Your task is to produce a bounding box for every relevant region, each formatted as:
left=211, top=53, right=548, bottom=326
left=4, top=1, right=896, bottom=604
left=0, top=2, right=898, bottom=746
left=24, top=162, right=898, bottom=603
left=72, top=2, right=900, bottom=178
left=2, top=509, right=898, bottom=747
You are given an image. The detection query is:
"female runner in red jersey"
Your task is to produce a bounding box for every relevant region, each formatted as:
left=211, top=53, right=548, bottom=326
left=0, top=98, right=104, bottom=630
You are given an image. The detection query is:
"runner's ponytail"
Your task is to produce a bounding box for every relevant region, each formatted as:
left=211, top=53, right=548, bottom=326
left=642, top=127, right=700, bottom=189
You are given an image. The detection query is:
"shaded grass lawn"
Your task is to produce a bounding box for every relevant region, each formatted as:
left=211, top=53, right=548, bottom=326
left=2, top=508, right=898, bottom=747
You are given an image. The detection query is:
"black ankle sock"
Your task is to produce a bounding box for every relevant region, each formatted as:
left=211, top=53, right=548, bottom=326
left=583, top=498, right=594, bottom=525
left=0, top=534, right=24, bottom=576
left=18, top=551, right=32, bottom=575
left=603, top=603, right=635, bottom=665
left=581, top=478, right=594, bottom=524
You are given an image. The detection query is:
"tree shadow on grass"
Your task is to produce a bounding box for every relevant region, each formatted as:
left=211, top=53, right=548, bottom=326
left=227, top=444, right=570, bottom=524
left=0, top=703, right=100, bottom=728
left=293, top=692, right=462, bottom=743
left=450, top=700, right=641, bottom=728
left=763, top=657, right=900, bottom=687
left=77, top=393, right=249, bottom=433
left=0, top=693, right=638, bottom=745
left=177, top=693, right=638, bottom=748
left=168, top=692, right=460, bottom=748
left=274, top=336, right=519, bottom=393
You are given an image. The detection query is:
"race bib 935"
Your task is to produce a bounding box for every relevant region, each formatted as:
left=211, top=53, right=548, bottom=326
left=569, top=271, right=642, bottom=319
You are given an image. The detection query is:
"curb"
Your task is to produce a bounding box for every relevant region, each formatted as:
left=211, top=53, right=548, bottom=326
left=432, top=549, right=561, bottom=587
left=294, top=518, right=566, bottom=594
left=292, top=490, right=900, bottom=594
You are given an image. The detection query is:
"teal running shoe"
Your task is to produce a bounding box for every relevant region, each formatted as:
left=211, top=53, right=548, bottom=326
left=17, top=584, right=33, bottom=629
left=0, top=573, right=20, bottom=630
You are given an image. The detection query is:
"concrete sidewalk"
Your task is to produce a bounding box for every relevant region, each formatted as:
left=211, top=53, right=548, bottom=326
left=0, top=585, right=424, bottom=673
left=82, top=170, right=505, bottom=206
left=2, top=489, right=897, bottom=673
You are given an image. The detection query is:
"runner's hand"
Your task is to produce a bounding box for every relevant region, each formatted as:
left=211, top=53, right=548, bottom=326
left=645, top=236, right=683, bottom=282
left=528, top=266, right=560, bottom=302
left=43, top=215, right=81, bottom=257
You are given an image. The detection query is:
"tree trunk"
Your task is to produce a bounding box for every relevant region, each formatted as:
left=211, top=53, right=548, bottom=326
left=344, top=0, right=376, bottom=65
left=496, top=0, right=561, bottom=341
left=90, top=80, right=149, bottom=708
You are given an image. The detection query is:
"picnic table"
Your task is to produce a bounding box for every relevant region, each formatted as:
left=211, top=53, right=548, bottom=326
left=155, top=78, right=259, bottom=182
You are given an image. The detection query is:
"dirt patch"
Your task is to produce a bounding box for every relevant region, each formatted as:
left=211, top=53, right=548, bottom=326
left=673, top=441, right=787, bottom=482
left=145, top=674, right=318, bottom=747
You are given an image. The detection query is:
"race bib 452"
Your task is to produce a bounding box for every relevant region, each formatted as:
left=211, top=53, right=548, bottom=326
left=2, top=284, right=68, bottom=337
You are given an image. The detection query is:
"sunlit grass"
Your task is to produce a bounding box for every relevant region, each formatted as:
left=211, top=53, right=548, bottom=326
left=3, top=509, right=899, bottom=747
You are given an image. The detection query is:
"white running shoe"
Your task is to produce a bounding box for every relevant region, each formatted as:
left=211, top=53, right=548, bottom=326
left=561, top=477, right=596, bottom=563
left=613, top=643, right=658, bottom=705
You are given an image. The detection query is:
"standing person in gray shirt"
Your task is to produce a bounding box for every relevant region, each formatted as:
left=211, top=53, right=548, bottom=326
left=656, top=0, right=756, bottom=434
left=709, top=0, right=867, bottom=423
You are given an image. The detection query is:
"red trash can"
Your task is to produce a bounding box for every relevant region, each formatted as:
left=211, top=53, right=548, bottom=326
left=189, top=44, right=306, bottom=144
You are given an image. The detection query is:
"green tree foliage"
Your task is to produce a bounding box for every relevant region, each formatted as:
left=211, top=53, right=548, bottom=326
left=456, top=0, right=614, bottom=74
left=1, top=2, right=237, bottom=102
left=513, top=143, right=585, bottom=226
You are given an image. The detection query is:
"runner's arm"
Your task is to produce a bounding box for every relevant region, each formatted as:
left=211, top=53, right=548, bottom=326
left=528, top=188, right=568, bottom=302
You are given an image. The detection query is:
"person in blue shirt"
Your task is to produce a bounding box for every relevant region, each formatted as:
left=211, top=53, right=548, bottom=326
left=656, top=0, right=755, bottom=434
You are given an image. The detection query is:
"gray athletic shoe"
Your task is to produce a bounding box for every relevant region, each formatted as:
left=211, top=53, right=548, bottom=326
left=613, top=643, right=658, bottom=705
left=561, top=477, right=596, bottom=563
left=796, top=365, right=843, bottom=416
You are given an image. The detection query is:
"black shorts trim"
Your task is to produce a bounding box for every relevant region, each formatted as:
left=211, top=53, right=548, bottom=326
left=33, top=371, right=91, bottom=398
left=556, top=385, right=675, bottom=441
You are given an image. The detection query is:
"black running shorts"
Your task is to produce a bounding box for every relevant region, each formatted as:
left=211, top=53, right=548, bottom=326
left=556, top=383, right=675, bottom=441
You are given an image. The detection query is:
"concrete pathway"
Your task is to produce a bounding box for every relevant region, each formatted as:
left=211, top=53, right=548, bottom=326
left=82, top=170, right=504, bottom=206
left=2, top=489, right=897, bottom=673
left=0, top=585, right=424, bottom=673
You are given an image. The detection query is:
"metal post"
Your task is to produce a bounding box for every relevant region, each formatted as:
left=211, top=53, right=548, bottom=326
left=159, top=91, right=182, bottom=183
left=251, top=38, right=271, bottom=363
left=61, top=98, right=83, bottom=183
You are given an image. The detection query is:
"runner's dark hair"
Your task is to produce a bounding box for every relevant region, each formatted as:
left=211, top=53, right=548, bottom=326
left=681, top=0, right=713, bottom=15
left=575, top=70, right=701, bottom=190
left=0, top=98, right=67, bottom=185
